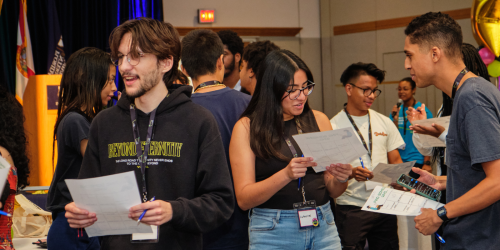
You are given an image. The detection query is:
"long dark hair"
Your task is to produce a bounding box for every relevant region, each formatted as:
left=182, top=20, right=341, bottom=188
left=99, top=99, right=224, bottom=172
left=53, top=47, right=113, bottom=162
left=431, top=43, right=491, bottom=164
left=0, top=85, right=30, bottom=189
left=241, top=50, right=314, bottom=160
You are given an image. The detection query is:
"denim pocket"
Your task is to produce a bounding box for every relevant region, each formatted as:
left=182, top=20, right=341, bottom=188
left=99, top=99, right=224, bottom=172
left=249, top=215, right=276, bottom=231
left=322, top=210, right=336, bottom=225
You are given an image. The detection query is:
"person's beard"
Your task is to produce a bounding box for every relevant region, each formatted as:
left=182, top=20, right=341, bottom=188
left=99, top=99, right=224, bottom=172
left=124, top=65, right=161, bottom=99
left=224, top=56, right=235, bottom=79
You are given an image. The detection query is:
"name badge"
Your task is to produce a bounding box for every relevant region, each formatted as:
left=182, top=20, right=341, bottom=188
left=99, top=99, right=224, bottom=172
left=297, top=208, right=319, bottom=228
left=131, top=225, right=159, bottom=243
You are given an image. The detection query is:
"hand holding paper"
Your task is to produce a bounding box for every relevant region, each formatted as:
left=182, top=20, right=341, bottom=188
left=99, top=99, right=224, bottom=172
left=325, top=163, right=352, bottom=183
left=292, top=127, right=367, bottom=173
left=65, top=202, right=97, bottom=228
left=353, top=166, right=373, bottom=182
left=129, top=200, right=173, bottom=226
left=66, top=171, right=153, bottom=237
left=409, top=116, right=450, bottom=147
left=362, top=186, right=444, bottom=216
left=284, top=157, right=315, bottom=180
left=415, top=207, right=443, bottom=235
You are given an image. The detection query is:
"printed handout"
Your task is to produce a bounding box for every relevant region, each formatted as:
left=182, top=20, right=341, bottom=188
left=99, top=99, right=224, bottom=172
left=412, top=116, right=450, bottom=147
left=369, top=161, right=416, bottom=184
left=362, top=186, right=444, bottom=216
left=0, top=157, right=11, bottom=197
left=66, top=171, right=153, bottom=237
left=292, top=127, right=368, bottom=172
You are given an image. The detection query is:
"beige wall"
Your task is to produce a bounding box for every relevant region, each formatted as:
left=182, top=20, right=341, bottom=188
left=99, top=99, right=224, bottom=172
left=163, top=0, right=324, bottom=110
left=163, top=0, right=478, bottom=117
left=321, top=0, right=477, bottom=119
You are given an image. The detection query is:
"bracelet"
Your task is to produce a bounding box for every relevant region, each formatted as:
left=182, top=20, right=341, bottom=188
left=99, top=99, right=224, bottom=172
left=338, top=177, right=349, bottom=183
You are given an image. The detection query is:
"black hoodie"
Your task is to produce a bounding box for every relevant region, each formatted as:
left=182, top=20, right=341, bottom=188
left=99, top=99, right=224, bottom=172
left=78, top=85, right=234, bottom=250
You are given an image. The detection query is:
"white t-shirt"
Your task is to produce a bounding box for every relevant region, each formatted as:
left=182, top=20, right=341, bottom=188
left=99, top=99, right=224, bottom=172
left=330, top=109, right=405, bottom=207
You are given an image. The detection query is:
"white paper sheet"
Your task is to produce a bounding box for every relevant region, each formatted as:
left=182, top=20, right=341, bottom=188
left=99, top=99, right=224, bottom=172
left=292, top=127, right=368, bottom=172
left=65, top=171, right=153, bottom=237
left=0, top=157, right=11, bottom=196
left=369, top=161, right=416, bottom=184
left=411, top=116, right=450, bottom=147
left=132, top=225, right=158, bottom=240
left=362, top=186, right=444, bottom=216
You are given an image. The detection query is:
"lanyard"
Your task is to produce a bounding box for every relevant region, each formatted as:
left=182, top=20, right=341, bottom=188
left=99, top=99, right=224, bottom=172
left=451, top=67, right=469, bottom=100
left=130, top=104, right=157, bottom=203
left=282, top=118, right=303, bottom=158
left=194, top=80, right=223, bottom=92
left=344, top=105, right=372, bottom=160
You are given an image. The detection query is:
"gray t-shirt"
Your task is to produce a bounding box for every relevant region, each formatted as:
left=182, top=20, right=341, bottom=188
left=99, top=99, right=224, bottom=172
left=444, top=77, right=500, bottom=249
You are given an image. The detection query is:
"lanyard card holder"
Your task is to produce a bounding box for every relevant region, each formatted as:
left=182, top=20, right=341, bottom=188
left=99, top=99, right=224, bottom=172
left=293, top=201, right=319, bottom=228
left=293, top=187, right=319, bottom=228
left=131, top=225, right=159, bottom=243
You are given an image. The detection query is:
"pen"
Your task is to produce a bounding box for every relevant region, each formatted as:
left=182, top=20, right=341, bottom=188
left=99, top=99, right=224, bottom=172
left=298, top=155, right=304, bottom=190
left=137, top=196, right=156, bottom=225
left=0, top=210, right=12, bottom=217
left=359, top=157, right=369, bottom=181
left=435, top=233, right=445, bottom=244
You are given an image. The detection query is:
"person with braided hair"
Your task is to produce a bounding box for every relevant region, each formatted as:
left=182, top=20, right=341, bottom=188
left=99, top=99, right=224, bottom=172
left=407, top=43, right=492, bottom=250
left=404, top=12, right=500, bottom=249
left=0, top=85, right=30, bottom=250
left=239, top=41, right=280, bottom=95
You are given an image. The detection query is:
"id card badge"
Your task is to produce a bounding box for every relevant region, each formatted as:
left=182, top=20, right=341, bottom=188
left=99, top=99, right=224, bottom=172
left=293, top=200, right=319, bottom=228
left=131, top=225, right=159, bottom=243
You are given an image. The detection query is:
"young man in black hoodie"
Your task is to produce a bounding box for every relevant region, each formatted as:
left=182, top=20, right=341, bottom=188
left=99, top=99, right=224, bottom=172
left=64, top=18, right=234, bottom=250
left=181, top=29, right=251, bottom=250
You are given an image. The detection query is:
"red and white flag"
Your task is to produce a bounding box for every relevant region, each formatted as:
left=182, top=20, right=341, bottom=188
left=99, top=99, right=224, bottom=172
left=15, top=0, right=35, bottom=104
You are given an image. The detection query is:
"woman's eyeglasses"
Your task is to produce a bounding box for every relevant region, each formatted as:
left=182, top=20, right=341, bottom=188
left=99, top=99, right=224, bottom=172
left=282, top=80, right=315, bottom=100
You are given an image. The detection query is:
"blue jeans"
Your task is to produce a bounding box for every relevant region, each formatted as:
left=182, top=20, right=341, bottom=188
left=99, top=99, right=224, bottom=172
left=47, top=211, right=100, bottom=250
left=249, top=201, right=341, bottom=250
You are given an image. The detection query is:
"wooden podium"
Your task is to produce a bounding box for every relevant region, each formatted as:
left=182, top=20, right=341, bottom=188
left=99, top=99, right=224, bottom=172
left=23, top=75, right=61, bottom=186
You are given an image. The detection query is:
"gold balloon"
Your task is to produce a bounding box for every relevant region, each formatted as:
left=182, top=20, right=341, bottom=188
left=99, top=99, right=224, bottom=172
left=472, top=0, right=500, bottom=57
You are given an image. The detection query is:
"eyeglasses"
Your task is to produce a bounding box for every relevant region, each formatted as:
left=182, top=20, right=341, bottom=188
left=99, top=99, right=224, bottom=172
left=111, top=52, right=148, bottom=66
left=282, top=80, right=315, bottom=100
left=349, top=83, right=382, bottom=97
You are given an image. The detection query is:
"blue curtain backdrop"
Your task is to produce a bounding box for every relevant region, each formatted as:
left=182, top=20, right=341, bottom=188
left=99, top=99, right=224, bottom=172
left=0, top=0, right=163, bottom=94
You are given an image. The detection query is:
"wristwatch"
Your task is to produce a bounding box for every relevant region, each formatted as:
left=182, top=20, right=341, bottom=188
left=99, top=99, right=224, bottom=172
left=437, top=206, right=449, bottom=222
left=338, top=177, right=349, bottom=183
left=424, top=161, right=431, bottom=165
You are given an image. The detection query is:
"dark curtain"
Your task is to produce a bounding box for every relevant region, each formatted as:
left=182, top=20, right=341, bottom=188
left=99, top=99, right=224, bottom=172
left=0, top=0, right=163, bottom=94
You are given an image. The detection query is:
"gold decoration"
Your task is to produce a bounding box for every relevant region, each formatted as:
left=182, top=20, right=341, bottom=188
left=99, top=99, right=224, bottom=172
left=472, top=0, right=500, bottom=57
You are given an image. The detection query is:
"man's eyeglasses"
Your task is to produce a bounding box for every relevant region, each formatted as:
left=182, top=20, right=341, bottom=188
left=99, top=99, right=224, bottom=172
left=349, top=83, right=382, bottom=97
left=111, top=52, right=148, bottom=66
left=282, top=80, right=315, bottom=100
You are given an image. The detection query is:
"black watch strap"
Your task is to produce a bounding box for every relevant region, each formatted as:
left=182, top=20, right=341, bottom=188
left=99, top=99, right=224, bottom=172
left=424, top=161, right=431, bottom=165
left=437, top=206, right=449, bottom=222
